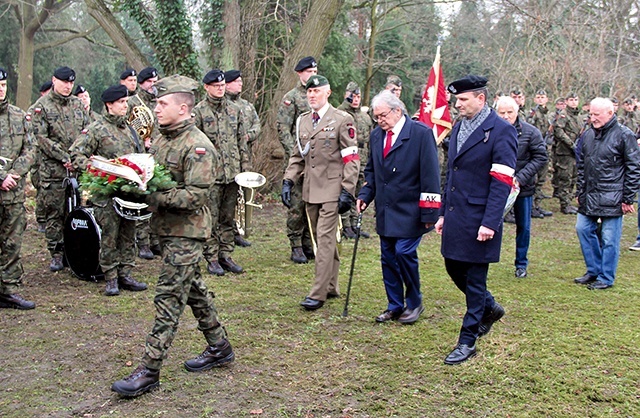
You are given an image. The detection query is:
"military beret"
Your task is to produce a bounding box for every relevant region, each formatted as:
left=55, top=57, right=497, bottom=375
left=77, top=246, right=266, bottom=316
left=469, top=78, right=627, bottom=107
left=386, top=75, right=402, bottom=87
left=305, top=74, right=329, bottom=90
left=73, top=85, right=87, bottom=96
left=566, top=92, right=578, bottom=99
left=447, top=75, right=488, bottom=95
left=224, top=70, right=241, bottom=83
left=555, top=97, right=565, bottom=104
left=101, top=85, right=129, bottom=103
left=137, top=67, right=158, bottom=83
left=120, top=68, right=137, bottom=80
left=345, top=81, right=360, bottom=94
left=294, top=56, right=317, bottom=72
left=203, top=69, right=225, bottom=84
left=155, top=74, right=199, bottom=98
left=39, top=81, right=53, bottom=92
left=53, top=66, right=76, bottom=82
left=536, top=89, right=547, bottom=96
left=0, top=68, right=7, bottom=81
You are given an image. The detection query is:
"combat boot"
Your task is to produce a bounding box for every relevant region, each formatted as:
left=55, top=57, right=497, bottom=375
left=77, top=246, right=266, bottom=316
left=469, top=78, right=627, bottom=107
left=0, top=293, right=36, bottom=310
left=290, top=247, right=308, bottom=264
left=184, top=338, right=235, bottom=372
left=49, top=254, right=64, bottom=272
left=37, top=223, right=46, bottom=233
left=150, top=244, right=162, bottom=256
left=138, top=245, right=154, bottom=260
left=219, top=257, right=244, bottom=274
left=105, top=278, right=120, bottom=296
left=111, top=365, right=159, bottom=397
left=302, top=246, right=315, bottom=260
left=359, top=230, right=371, bottom=239
left=342, top=227, right=357, bottom=239
left=119, top=276, right=148, bottom=291
left=207, top=260, right=225, bottom=276
left=234, top=234, right=252, bottom=247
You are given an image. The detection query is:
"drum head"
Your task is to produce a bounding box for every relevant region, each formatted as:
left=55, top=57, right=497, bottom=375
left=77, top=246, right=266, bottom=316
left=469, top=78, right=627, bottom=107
left=64, top=208, right=103, bottom=281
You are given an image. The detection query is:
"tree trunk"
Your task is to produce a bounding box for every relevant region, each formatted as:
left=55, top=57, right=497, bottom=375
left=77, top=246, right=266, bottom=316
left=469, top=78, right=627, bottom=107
left=16, top=27, right=36, bottom=110
left=85, top=0, right=150, bottom=70
left=220, top=0, right=241, bottom=70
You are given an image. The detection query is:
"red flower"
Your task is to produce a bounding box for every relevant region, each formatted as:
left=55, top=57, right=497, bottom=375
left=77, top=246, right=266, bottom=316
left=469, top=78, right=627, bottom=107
left=107, top=175, right=117, bottom=183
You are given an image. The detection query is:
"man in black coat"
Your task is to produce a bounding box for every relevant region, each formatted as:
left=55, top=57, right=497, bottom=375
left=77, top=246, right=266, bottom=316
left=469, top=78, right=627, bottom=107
left=496, top=96, right=548, bottom=278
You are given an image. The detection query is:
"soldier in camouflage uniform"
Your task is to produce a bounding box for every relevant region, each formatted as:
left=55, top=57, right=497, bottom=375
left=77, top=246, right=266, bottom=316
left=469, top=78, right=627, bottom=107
left=111, top=75, right=234, bottom=398
left=129, top=67, right=161, bottom=260
left=276, top=56, right=317, bottom=264
left=620, top=97, right=639, bottom=136
left=28, top=66, right=89, bottom=271
left=69, top=85, right=148, bottom=296
left=553, top=93, right=581, bottom=214
left=31, top=81, right=53, bottom=233
left=510, top=87, right=527, bottom=120
left=74, top=85, right=100, bottom=123
left=224, top=69, right=261, bottom=248
left=119, top=68, right=137, bottom=95
left=194, top=69, right=249, bottom=276
left=527, top=89, right=553, bottom=218
left=0, top=68, right=36, bottom=310
left=385, top=75, right=403, bottom=99
left=338, top=81, right=373, bottom=239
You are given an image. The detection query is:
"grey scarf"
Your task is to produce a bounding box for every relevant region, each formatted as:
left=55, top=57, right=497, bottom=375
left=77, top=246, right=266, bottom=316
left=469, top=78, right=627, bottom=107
left=457, top=105, right=491, bottom=152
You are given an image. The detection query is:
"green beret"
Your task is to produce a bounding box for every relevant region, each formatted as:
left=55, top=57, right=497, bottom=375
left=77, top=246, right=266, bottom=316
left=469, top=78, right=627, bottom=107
left=155, top=74, right=199, bottom=98
left=305, top=75, right=329, bottom=90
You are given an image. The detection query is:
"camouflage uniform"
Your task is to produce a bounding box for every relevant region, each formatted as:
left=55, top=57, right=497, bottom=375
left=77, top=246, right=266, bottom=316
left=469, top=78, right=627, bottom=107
left=277, top=83, right=312, bottom=250
left=193, top=95, right=248, bottom=262
left=226, top=91, right=261, bottom=162
left=143, top=118, right=226, bottom=370
left=0, top=99, right=35, bottom=295
left=69, top=113, right=144, bottom=283
left=620, top=110, right=639, bottom=135
left=337, top=99, right=373, bottom=228
left=553, top=106, right=581, bottom=210
left=28, top=91, right=88, bottom=257
left=527, top=104, right=552, bottom=209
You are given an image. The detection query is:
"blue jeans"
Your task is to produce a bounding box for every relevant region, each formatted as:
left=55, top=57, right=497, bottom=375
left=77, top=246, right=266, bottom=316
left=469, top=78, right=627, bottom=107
left=637, top=194, right=640, bottom=240
left=575, top=214, right=623, bottom=286
left=513, top=195, right=532, bottom=269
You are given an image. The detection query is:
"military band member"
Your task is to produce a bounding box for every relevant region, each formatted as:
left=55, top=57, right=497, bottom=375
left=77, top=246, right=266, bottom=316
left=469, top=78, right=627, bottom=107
left=282, top=75, right=360, bottom=311
left=194, top=69, right=249, bottom=276
left=74, top=84, right=99, bottom=123
left=0, top=67, right=36, bottom=310
left=112, top=75, right=234, bottom=398
left=32, top=81, right=53, bottom=233
left=29, top=66, right=89, bottom=272
left=69, top=85, right=148, bottom=296
left=119, top=68, right=137, bottom=94
left=277, top=56, right=317, bottom=264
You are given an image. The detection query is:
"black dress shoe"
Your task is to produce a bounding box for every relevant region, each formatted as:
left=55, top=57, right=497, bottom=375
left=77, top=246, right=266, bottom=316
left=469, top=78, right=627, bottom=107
left=119, top=276, right=148, bottom=291
left=397, top=304, right=425, bottom=324
left=478, top=302, right=505, bottom=337
left=300, top=297, right=324, bottom=311
left=0, top=293, right=36, bottom=310
left=112, top=365, right=159, bottom=397
left=219, top=257, right=244, bottom=274
left=587, top=281, right=613, bottom=290
left=375, top=309, right=401, bottom=323
left=444, top=343, right=477, bottom=365
left=290, top=247, right=308, bottom=264
left=234, top=234, right=252, bottom=247
left=574, top=274, right=597, bottom=284
left=184, top=339, right=235, bottom=372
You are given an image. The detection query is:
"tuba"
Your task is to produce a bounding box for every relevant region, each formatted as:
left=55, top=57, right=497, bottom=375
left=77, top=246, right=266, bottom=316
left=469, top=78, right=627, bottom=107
left=128, top=97, right=155, bottom=139
left=234, top=172, right=266, bottom=238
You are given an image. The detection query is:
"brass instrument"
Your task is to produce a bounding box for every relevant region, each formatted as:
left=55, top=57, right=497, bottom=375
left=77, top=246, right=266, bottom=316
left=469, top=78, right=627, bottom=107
left=128, top=98, right=155, bottom=139
left=234, top=172, right=266, bottom=238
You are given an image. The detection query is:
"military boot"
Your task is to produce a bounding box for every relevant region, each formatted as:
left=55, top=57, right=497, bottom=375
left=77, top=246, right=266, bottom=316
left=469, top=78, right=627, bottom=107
left=219, top=257, right=244, bottom=274
left=105, top=278, right=120, bottom=296
left=150, top=244, right=162, bottom=256
left=138, top=245, right=154, bottom=260
left=111, top=365, right=160, bottom=397
left=290, top=247, right=308, bottom=264
left=37, top=223, right=46, bottom=233
left=234, top=234, right=251, bottom=247
left=184, top=338, right=235, bottom=372
left=207, top=260, right=225, bottom=276
left=0, top=293, right=36, bottom=310
left=119, top=276, right=148, bottom=292
left=342, top=227, right=357, bottom=239
left=49, top=254, right=64, bottom=272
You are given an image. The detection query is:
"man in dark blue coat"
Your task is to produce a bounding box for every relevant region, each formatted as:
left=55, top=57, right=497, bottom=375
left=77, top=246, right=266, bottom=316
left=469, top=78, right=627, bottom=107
left=435, top=75, right=517, bottom=364
left=357, top=90, right=440, bottom=324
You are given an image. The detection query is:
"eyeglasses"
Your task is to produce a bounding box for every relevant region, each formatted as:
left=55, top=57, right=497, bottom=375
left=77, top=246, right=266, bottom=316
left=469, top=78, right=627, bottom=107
left=373, top=108, right=396, bottom=122
left=209, top=84, right=225, bottom=89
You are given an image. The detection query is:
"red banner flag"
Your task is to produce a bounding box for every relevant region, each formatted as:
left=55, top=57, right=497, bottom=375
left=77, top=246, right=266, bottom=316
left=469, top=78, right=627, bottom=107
left=418, top=45, right=452, bottom=144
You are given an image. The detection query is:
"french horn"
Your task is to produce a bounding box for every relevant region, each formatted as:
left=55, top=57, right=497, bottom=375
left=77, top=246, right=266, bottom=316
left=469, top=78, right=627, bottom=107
left=234, top=172, right=266, bottom=238
left=128, top=102, right=155, bottom=139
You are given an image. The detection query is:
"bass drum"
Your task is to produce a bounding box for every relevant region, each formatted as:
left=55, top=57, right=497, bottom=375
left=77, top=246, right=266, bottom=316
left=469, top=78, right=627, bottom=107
left=64, top=207, right=104, bottom=282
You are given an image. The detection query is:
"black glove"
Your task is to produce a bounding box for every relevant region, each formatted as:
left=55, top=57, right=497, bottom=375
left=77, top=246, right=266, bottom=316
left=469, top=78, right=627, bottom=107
left=338, top=188, right=355, bottom=214
left=281, top=179, right=294, bottom=208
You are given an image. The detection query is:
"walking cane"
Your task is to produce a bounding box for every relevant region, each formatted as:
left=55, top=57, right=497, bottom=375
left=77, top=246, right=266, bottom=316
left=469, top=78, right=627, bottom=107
left=342, top=212, right=363, bottom=317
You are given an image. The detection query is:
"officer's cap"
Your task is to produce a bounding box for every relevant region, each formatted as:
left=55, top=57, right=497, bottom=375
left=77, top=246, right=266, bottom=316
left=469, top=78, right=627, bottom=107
left=345, top=81, right=360, bottom=94
left=305, top=75, right=329, bottom=90
left=203, top=69, right=225, bottom=84
left=447, top=75, right=488, bottom=95
left=536, top=89, right=547, bottom=96
left=155, top=74, right=199, bottom=98
left=53, top=66, right=76, bottom=82
left=137, top=67, right=158, bottom=83
left=0, top=68, right=7, bottom=81
left=120, top=68, right=137, bottom=80
left=39, top=81, right=53, bottom=92
left=101, top=85, right=129, bottom=103
left=224, top=70, right=241, bottom=83
left=294, top=56, right=317, bottom=72
left=74, top=85, right=87, bottom=96
left=386, top=75, right=402, bottom=87
left=566, top=92, right=578, bottom=99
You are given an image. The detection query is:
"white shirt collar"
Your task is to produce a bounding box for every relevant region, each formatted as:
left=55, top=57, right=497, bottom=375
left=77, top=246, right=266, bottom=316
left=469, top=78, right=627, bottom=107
left=314, top=102, right=331, bottom=120
left=388, top=115, right=406, bottom=141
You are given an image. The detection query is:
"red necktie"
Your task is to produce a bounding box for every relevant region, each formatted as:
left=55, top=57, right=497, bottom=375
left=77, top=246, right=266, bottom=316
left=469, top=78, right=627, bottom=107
left=383, top=130, right=393, bottom=158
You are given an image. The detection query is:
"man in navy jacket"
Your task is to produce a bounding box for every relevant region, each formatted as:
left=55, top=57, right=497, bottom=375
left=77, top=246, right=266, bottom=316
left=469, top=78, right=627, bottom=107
left=357, top=90, right=440, bottom=324
left=435, top=75, right=517, bottom=364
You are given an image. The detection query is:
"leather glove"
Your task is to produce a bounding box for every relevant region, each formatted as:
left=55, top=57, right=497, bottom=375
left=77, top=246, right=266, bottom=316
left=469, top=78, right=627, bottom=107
left=338, top=188, right=355, bottom=214
left=281, top=179, right=294, bottom=208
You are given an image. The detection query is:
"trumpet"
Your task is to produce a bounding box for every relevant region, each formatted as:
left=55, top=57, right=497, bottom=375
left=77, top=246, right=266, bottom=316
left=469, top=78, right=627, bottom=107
left=234, top=172, right=267, bottom=238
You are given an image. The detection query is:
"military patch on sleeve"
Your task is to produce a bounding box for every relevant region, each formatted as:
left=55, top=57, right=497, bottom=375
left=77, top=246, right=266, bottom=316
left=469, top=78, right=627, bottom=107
left=283, top=100, right=291, bottom=106
left=34, top=108, right=42, bottom=114
left=81, top=129, right=88, bottom=134
left=195, top=147, right=207, bottom=155
left=25, top=114, right=31, bottom=121
left=348, top=126, right=356, bottom=139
